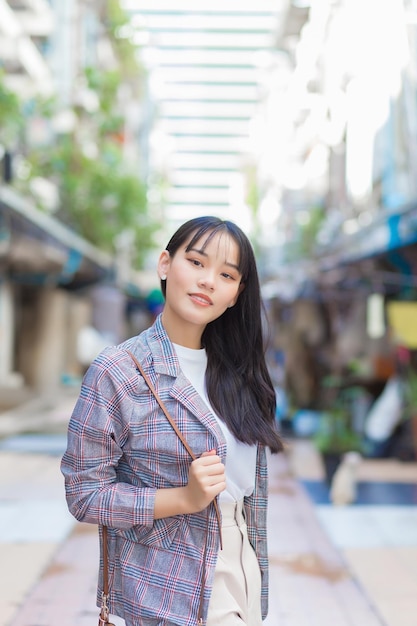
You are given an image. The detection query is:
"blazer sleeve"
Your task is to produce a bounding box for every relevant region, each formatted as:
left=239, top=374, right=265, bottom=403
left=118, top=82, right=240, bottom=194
left=61, top=347, right=156, bottom=529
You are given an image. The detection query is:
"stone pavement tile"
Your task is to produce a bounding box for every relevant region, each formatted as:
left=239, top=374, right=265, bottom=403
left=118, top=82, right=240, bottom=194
left=0, top=387, right=79, bottom=438
left=0, top=543, right=57, bottom=626
left=7, top=523, right=101, bottom=626
left=396, top=546, right=417, bottom=577
left=0, top=500, right=74, bottom=542
left=265, top=453, right=385, bottom=625
left=344, top=547, right=417, bottom=626
left=316, top=506, right=417, bottom=549
left=0, top=451, right=76, bottom=626
left=0, top=452, right=64, bottom=498
left=375, top=599, right=417, bottom=626
left=6, top=450, right=386, bottom=626
left=356, top=459, right=417, bottom=483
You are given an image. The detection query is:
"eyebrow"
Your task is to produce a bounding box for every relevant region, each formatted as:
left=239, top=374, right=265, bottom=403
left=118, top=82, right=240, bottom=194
left=188, top=247, right=240, bottom=272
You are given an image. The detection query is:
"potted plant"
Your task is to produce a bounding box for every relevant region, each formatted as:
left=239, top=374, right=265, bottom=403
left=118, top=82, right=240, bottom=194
left=313, top=404, right=363, bottom=483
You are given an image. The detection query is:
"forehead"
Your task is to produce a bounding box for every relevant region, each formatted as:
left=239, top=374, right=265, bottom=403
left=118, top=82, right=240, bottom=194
left=186, top=229, right=240, bottom=262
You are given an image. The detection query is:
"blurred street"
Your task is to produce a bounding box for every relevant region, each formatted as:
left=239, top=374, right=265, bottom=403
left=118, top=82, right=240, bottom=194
left=1, top=390, right=416, bottom=626
left=1, top=2, right=417, bottom=624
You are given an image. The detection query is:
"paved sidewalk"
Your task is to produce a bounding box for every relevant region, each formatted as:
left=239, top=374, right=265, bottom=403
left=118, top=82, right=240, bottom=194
left=1, top=389, right=416, bottom=626
left=3, top=449, right=385, bottom=626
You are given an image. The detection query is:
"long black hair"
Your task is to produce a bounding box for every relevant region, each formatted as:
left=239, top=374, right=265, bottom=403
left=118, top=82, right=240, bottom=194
left=161, top=216, right=283, bottom=453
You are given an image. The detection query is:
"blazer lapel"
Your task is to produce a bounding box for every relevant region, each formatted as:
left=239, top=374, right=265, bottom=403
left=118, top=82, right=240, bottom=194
left=146, top=315, right=227, bottom=448
left=170, top=371, right=227, bottom=447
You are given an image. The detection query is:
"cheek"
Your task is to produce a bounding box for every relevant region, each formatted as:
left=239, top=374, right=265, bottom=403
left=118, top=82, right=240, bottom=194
left=226, top=285, right=240, bottom=305
left=166, top=267, right=186, bottom=294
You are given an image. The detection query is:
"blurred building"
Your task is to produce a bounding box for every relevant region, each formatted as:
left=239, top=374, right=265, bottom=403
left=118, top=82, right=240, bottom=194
left=256, top=0, right=417, bottom=431
left=254, top=0, right=417, bottom=282
left=0, top=1, right=150, bottom=398
left=122, top=0, right=287, bottom=234
left=0, top=0, right=54, bottom=98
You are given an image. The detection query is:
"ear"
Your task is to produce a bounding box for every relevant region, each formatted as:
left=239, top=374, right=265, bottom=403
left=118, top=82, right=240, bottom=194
left=158, top=250, right=171, bottom=280
left=228, top=282, right=245, bottom=308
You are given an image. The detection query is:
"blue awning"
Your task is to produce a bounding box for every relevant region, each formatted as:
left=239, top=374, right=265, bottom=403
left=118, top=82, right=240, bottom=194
left=320, top=202, right=417, bottom=271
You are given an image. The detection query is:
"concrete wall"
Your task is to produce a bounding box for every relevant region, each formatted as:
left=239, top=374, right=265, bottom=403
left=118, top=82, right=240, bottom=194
left=18, top=287, right=68, bottom=389
left=15, top=287, right=93, bottom=390
left=0, top=281, right=16, bottom=386
left=64, top=293, right=92, bottom=378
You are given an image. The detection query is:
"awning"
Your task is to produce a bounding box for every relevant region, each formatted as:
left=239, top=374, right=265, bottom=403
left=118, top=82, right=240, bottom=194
left=0, top=185, right=113, bottom=288
left=319, top=202, right=417, bottom=271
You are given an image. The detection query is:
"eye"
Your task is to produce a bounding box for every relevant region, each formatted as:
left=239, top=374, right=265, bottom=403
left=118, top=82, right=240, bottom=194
left=221, top=272, right=235, bottom=280
left=188, top=258, right=202, bottom=267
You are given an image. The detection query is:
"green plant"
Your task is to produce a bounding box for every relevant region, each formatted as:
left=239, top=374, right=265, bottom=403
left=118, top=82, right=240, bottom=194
left=3, top=2, right=158, bottom=267
left=21, top=59, right=156, bottom=266
left=0, top=71, right=23, bottom=146
left=314, top=406, right=363, bottom=454
left=27, top=134, right=155, bottom=267
left=285, top=204, right=326, bottom=263
left=403, top=367, right=417, bottom=418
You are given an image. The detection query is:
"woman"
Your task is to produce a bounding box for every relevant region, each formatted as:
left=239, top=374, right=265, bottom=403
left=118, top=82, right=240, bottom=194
left=61, top=216, right=283, bottom=626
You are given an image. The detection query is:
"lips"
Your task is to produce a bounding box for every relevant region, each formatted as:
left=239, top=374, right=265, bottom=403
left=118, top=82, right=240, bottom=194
left=189, top=292, right=213, bottom=306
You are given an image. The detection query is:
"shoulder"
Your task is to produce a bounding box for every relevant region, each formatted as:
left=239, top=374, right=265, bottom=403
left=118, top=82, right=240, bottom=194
left=118, top=315, right=180, bottom=379
left=85, top=315, right=180, bottom=392
left=82, top=323, right=154, bottom=392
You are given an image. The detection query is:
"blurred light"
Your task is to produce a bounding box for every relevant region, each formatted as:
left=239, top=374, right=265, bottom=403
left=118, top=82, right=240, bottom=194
left=283, top=163, right=306, bottom=190
left=132, top=30, right=150, bottom=46
left=259, top=191, right=282, bottom=226
left=52, top=110, right=77, bottom=134
left=82, top=142, right=99, bottom=160
left=343, top=218, right=359, bottom=235
left=304, top=143, right=329, bottom=180
left=367, top=293, right=385, bottom=339
left=345, top=77, right=386, bottom=201
left=358, top=211, right=374, bottom=227
left=0, top=0, right=20, bottom=37
left=296, top=210, right=310, bottom=226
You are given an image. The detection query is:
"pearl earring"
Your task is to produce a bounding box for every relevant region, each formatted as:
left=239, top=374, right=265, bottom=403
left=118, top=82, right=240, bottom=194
left=160, top=274, right=167, bottom=281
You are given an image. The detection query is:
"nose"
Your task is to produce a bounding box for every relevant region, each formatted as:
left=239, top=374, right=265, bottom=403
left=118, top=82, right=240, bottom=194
left=197, top=272, right=215, bottom=291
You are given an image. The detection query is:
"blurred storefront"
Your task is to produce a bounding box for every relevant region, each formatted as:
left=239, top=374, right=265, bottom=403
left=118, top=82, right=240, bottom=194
left=0, top=185, right=112, bottom=392
left=0, top=1, right=155, bottom=401
left=252, top=0, right=417, bottom=461
left=0, top=184, right=156, bottom=396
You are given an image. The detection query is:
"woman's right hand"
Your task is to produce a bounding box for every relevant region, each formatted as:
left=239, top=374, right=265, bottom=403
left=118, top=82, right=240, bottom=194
left=184, top=450, right=226, bottom=513
left=154, top=450, right=225, bottom=519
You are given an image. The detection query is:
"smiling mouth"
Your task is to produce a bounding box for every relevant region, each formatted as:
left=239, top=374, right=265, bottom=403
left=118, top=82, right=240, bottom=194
left=189, top=293, right=213, bottom=306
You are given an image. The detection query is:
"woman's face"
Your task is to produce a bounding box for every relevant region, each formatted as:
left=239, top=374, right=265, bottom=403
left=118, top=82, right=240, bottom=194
left=158, top=230, right=244, bottom=346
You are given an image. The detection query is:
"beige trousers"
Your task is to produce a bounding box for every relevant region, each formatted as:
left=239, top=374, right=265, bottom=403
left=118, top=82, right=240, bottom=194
left=206, top=500, right=262, bottom=625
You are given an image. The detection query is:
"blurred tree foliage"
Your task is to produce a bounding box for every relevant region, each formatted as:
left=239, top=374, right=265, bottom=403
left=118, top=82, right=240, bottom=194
left=11, top=0, right=157, bottom=268
left=0, top=71, right=23, bottom=146
left=285, top=204, right=326, bottom=262
left=105, top=0, right=146, bottom=84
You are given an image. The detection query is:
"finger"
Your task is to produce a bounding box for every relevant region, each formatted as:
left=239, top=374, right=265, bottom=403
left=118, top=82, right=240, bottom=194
left=200, top=449, right=216, bottom=457
left=194, top=459, right=224, bottom=476
left=194, top=457, right=222, bottom=470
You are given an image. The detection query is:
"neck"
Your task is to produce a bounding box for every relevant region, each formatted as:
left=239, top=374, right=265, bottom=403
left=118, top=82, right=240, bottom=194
left=161, top=311, right=204, bottom=349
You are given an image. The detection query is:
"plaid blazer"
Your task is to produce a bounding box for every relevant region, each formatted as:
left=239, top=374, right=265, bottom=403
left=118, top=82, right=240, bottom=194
left=61, top=314, right=269, bottom=625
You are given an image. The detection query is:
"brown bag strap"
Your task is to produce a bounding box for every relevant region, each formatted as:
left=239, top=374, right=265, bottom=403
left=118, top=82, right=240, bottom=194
left=102, top=525, right=109, bottom=594
left=99, top=527, right=112, bottom=625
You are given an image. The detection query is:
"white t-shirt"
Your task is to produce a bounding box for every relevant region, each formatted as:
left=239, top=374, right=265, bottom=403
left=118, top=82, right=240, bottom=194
left=173, top=343, right=257, bottom=502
